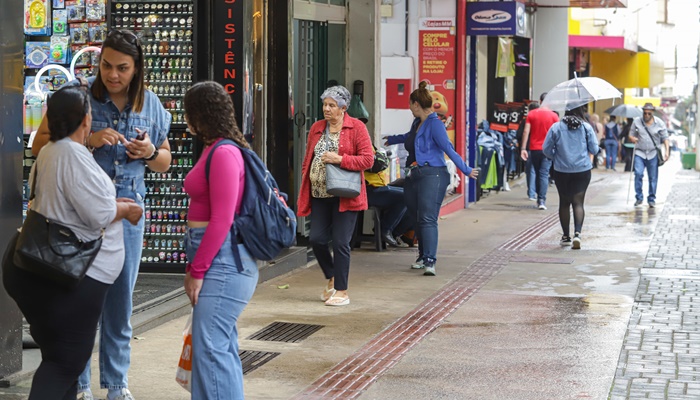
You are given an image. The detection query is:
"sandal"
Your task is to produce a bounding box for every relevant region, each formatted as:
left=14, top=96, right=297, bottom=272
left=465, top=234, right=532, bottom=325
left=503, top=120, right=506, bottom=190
left=321, top=287, right=336, bottom=302
left=325, top=296, right=350, bottom=306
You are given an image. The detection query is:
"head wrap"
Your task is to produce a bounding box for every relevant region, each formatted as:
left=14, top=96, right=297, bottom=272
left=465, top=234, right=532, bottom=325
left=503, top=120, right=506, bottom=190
left=320, top=85, right=351, bottom=108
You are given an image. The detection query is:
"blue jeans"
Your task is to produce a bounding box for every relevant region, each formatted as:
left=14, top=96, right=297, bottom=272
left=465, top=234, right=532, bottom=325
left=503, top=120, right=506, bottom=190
left=634, top=155, right=659, bottom=202
left=404, top=165, right=450, bottom=266
left=186, top=228, right=259, bottom=400
left=605, top=139, right=618, bottom=169
left=525, top=156, right=536, bottom=199
left=79, top=182, right=145, bottom=391
left=366, top=185, right=408, bottom=235
left=530, top=150, right=551, bottom=204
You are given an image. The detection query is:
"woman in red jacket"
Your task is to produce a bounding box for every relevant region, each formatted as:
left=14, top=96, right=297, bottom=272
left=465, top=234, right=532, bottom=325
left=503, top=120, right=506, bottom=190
left=297, top=85, right=374, bottom=306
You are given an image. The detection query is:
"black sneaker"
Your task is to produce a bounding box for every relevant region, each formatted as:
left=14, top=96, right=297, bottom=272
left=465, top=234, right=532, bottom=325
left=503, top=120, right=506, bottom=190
left=560, top=236, right=572, bottom=246
left=634, top=199, right=643, bottom=207
left=381, top=231, right=399, bottom=247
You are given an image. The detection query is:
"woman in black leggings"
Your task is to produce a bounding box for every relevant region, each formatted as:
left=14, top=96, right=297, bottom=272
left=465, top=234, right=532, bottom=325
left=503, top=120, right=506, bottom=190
left=543, top=105, right=600, bottom=249
left=2, top=85, right=142, bottom=399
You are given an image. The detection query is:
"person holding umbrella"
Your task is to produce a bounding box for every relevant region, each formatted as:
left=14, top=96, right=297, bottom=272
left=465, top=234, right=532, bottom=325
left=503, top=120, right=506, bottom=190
left=604, top=115, right=620, bottom=171
left=543, top=105, right=599, bottom=249
left=620, top=118, right=635, bottom=172
left=628, top=103, right=669, bottom=208
left=541, top=75, right=620, bottom=249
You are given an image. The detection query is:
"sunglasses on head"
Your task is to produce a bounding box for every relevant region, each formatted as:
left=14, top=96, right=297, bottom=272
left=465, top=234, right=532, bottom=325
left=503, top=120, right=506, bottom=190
left=107, top=29, right=140, bottom=46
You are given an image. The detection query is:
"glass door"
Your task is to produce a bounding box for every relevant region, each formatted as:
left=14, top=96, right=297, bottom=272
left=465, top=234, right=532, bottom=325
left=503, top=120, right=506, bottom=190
left=292, top=19, right=327, bottom=236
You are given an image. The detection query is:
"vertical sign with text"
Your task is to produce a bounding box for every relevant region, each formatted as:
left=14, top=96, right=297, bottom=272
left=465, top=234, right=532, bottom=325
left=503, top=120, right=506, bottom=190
left=213, top=0, right=244, bottom=122
left=419, top=18, right=456, bottom=145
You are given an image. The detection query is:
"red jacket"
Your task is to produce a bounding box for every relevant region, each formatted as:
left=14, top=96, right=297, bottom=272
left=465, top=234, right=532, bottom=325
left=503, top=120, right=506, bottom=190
left=297, top=114, right=374, bottom=216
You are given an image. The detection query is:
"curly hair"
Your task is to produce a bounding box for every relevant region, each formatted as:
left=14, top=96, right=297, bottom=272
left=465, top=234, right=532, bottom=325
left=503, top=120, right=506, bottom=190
left=183, top=81, right=249, bottom=149
left=410, top=81, right=433, bottom=110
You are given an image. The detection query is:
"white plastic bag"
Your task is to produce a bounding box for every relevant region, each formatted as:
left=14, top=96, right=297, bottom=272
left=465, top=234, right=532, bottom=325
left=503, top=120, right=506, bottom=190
left=175, top=312, right=193, bottom=392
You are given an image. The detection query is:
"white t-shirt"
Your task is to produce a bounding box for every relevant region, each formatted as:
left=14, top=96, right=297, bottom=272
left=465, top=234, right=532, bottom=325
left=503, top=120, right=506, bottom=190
left=30, top=138, right=124, bottom=284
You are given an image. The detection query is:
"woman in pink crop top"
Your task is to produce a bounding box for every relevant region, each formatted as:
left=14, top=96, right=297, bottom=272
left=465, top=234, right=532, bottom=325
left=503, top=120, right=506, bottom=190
left=182, top=81, right=258, bottom=400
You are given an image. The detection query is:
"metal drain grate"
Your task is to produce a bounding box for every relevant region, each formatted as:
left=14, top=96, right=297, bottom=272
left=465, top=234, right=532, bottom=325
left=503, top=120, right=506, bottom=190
left=247, top=321, right=324, bottom=343
left=239, top=350, right=280, bottom=375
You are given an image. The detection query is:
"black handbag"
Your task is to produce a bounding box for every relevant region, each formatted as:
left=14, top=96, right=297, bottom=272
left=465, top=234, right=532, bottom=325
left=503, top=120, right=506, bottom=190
left=13, top=162, right=103, bottom=288
left=642, top=125, right=666, bottom=167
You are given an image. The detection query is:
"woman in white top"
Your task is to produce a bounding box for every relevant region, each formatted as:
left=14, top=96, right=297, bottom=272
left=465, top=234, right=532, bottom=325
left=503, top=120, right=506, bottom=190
left=2, top=85, right=142, bottom=400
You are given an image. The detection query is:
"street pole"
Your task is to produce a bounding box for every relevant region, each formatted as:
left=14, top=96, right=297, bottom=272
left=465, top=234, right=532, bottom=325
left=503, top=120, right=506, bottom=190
left=696, top=40, right=700, bottom=169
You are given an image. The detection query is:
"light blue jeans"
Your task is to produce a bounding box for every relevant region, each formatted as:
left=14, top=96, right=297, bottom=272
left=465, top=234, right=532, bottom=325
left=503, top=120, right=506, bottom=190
left=79, top=183, right=145, bottom=391
left=634, top=154, right=659, bottom=203
left=404, top=165, right=450, bottom=267
left=186, top=228, right=258, bottom=400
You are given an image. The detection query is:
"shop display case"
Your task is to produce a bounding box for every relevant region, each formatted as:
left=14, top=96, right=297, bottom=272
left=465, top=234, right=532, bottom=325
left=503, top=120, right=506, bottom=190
left=110, top=0, right=197, bottom=270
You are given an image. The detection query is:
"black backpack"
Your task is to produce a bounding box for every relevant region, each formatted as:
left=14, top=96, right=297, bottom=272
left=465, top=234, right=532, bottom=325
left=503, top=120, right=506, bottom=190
left=205, top=139, right=297, bottom=270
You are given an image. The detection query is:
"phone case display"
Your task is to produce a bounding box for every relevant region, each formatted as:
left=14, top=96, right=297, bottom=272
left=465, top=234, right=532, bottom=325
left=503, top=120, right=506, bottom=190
left=142, top=134, right=193, bottom=264
left=111, top=0, right=197, bottom=267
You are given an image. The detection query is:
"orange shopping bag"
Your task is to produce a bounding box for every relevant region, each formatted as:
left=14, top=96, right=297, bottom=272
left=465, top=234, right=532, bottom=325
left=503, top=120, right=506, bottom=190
left=175, top=312, right=193, bottom=392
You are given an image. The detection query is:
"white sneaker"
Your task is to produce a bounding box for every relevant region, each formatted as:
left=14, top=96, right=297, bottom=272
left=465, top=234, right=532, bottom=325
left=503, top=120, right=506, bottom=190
left=77, top=392, right=94, bottom=400
left=107, top=389, right=135, bottom=400
left=411, top=257, right=424, bottom=269
left=538, top=203, right=547, bottom=210
left=394, top=236, right=409, bottom=248
left=572, top=234, right=581, bottom=250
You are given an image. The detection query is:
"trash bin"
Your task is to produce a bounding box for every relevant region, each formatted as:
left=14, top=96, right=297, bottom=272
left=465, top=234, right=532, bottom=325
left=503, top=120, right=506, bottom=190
left=681, top=152, right=696, bottom=170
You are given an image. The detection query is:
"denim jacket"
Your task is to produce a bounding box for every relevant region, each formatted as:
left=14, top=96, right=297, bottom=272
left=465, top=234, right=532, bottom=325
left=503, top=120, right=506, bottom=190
left=386, top=113, right=472, bottom=176
left=543, top=120, right=599, bottom=173
left=79, top=77, right=172, bottom=200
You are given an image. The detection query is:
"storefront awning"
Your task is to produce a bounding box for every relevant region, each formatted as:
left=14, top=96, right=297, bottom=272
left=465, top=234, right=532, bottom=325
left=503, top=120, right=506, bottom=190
left=569, top=34, right=637, bottom=52
left=589, top=51, right=664, bottom=89
left=524, top=0, right=628, bottom=8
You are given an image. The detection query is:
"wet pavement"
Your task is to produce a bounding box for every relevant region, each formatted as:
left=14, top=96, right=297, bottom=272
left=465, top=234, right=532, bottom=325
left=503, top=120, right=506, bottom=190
left=1, top=155, right=698, bottom=400
left=609, top=169, right=700, bottom=400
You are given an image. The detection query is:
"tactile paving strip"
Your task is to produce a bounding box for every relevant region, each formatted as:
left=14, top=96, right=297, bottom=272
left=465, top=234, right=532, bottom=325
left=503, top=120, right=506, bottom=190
left=292, top=217, right=559, bottom=399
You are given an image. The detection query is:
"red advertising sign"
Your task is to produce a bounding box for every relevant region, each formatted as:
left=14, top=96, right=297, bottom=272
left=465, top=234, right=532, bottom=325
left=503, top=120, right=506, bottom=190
left=418, top=18, right=456, bottom=145
left=213, top=0, right=243, bottom=116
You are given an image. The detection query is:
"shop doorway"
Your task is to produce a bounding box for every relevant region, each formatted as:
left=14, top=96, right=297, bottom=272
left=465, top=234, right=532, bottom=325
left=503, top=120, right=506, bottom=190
left=291, top=1, right=346, bottom=236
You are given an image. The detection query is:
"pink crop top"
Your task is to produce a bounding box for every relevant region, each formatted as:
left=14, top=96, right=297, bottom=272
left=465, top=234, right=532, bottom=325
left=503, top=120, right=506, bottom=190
left=183, top=138, right=245, bottom=278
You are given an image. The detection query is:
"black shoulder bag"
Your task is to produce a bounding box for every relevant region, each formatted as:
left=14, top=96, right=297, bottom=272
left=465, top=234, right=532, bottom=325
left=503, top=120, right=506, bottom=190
left=642, top=125, right=666, bottom=167
left=14, top=161, right=103, bottom=288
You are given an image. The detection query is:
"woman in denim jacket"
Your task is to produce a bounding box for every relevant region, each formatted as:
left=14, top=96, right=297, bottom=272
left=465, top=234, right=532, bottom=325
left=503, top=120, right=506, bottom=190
left=543, top=105, right=599, bottom=250
left=32, top=30, right=172, bottom=400
left=384, top=81, right=478, bottom=276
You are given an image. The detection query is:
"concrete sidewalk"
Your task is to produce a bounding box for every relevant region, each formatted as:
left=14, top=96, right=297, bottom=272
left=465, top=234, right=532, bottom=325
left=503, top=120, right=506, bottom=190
left=1, top=155, right=690, bottom=399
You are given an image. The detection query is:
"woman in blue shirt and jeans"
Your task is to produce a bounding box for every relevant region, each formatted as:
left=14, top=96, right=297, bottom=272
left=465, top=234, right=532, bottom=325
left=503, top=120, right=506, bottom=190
left=543, top=105, right=599, bottom=250
left=385, top=81, right=478, bottom=276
